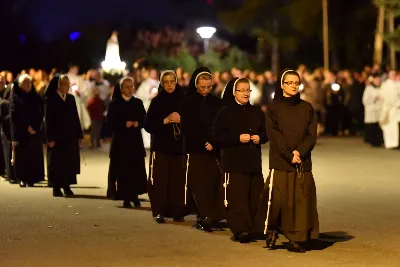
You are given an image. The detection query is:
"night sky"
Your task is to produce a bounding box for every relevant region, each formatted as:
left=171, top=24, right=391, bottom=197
left=27, top=0, right=219, bottom=41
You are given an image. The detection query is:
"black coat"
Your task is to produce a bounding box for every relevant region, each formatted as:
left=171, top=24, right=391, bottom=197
left=266, top=94, right=317, bottom=172
left=180, top=92, right=222, bottom=155
left=107, top=96, right=147, bottom=197
left=213, top=102, right=267, bottom=174
left=144, top=87, right=184, bottom=155
left=45, top=93, right=83, bottom=175
left=10, top=89, right=43, bottom=144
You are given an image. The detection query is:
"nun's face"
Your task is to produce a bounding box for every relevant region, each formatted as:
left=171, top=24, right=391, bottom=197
left=20, top=78, right=32, bottom=93
left=59, top=77, right=71, bottom=94
left=121, top=79, right=134, bottom=97
left=162, top=74, right=176, bottom=93
left=234, top=81, right=251, bottom=105
left=196, top=78, right=213, bottom=96
left=282, top=74, right=300, bottom=97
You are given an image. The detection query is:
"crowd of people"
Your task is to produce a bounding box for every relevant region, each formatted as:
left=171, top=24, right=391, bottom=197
left=0, top=62, right=399, bottom=252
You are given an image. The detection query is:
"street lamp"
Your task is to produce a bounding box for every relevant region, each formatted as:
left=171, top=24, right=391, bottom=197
left=196, top=26, right=216, bottom=53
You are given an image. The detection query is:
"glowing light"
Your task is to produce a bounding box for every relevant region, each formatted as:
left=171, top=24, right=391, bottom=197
left=69, top=32, right=81, bottom=42
left=196, top=27, right=216, bottom=39
left=331, top=83, right=340, bottom=91
left=71, top=84, right=79, bottom=91
left=271, top=92, right=275, bottom=99
left=151, top=88, right=158, bottom=94
left=299, top=83, right=304, bottom=91
left=101, top=32, right=126, bottom=72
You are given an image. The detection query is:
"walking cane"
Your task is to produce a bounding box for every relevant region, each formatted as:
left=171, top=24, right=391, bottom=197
left=184, top=154, right=189, bottom=205
left=80, top=149, right=87, bottom=166
left=149, top=152, right=155, bottom=185
left=263, top=169, right=275, bottom=235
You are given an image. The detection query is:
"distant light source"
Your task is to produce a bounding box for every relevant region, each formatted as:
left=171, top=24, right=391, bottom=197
left=299, top=83, right=304, bottom=91
left=196, top=26, right=216, bottom=39
left=196, top=26, right=216, bottom=53
left=69, top=32, right=81, bottom=42
left=271, top=92, right=275, bottom=99
left=331, top=83, right=340, bottom=91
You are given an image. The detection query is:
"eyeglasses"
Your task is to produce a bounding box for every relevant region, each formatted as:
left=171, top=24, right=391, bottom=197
left=235, top=89, right=252, bottom=93
left=283, top=81, right=300, bottom=87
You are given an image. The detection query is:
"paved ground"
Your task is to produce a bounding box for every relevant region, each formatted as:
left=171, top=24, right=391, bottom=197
left=0, top=137, right=399, bottom=267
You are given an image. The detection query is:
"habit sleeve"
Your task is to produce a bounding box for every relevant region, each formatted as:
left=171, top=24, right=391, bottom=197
left=296, top=106, right=317, bottom=158
left=266, top=108, right=294, bottom=163
left=212, top=107, right=240, bottom=147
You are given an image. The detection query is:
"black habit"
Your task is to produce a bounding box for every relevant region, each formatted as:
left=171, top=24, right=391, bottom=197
left=0, top=85, right=16, bottom=182
left=45, top=75, right=83, bottom=189
left=106, top=84, right=147, bottom=201
left=256, top=71, right=319, bottom=243
left=213, top=77, right=268, bottom=240
left=180, top=67, right=224, bottom=223
left=10, top=80, right=45, bottom=185
left=145, top=74, right=187, bottom=218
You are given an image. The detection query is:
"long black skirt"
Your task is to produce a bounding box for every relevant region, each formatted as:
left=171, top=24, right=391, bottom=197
left=147, top=152, right=189, bottom=218
left=107, top=155, right=147, bottom=201
left=47, top=140, right=80, bottom=188
left=187, top=153, right=225, bottom=221
left=14, top=135, right=45, bottom=184
left=256, top=170, right=319, bottom=242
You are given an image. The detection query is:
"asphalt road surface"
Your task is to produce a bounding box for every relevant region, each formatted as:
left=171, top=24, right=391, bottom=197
left=0, top=137, right=399, bottom=267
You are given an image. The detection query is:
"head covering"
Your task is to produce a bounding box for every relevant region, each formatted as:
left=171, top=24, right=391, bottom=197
left=157, top=70, right=184, bottom=96
left=221, top=77, right=239, bottom=105
left=187, top=67, right=212, bottom=96
left=45, top=73, right=68, bottom=98
left=12, top=74, right=37, bottom=98
left=274, top=69, right=301, bottom=102
left=112, top=80, right=122, bottom=101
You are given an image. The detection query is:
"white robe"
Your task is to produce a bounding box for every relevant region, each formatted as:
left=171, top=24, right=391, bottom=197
left=362, top=85, right=382, bottom=123
left=379, top=79, right=400, bottom=149
left=70, top=90, right=91, bottom=131
left=135, top=78, right=159, bottom=149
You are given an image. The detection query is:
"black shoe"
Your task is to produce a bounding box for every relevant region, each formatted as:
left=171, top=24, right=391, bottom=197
left=173, top=217, right=185, bottom=222
left=155, top=215, right=166, bottom=224
left=123, top=200, right=132, bottom=208
left=266, top=232, right=279, bottom=249
left=27, top=183, right=35, bottom=187
left=286, top=241, right=306, bottom=253
left=53, top=189, right=64, bottom=197
left=238, top=232, right=252, bottom=243
left=9, top=180, right=17, bottom=184
left=200, top=217, right=213, bottom=232
left=133, top=199, right=141, bottom=208
left=63, top=188, right=74, bottom=197
left=19, top=181, right=27, bottom=187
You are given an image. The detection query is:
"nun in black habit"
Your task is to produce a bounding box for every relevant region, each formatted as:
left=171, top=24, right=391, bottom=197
left=213, top=77, right=268, bottom=243
left=180, top=67, right=225, bottom=231
left=45, top=74, right=83, bottom=197
left=256, top=69, right=319, bottom=253
left=0, top=74, right=8, bottom=179
left=106, top=77, right=147, bottom=208
left=145, top=70, right=187, bottom=223
left=10, top=74, right=45, bottom=187
left=0, top=83, right=17, bottom=183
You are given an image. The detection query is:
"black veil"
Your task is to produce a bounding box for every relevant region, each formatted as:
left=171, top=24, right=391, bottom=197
left=187, top=67, right=212, bottom=97
left=274, top=69, right=301, bottom=102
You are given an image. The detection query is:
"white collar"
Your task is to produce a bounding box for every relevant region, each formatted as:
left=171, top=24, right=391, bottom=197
left=57, top=91, right=66, bottom=101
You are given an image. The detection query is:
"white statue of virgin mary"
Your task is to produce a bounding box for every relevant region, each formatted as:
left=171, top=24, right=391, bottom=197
left=101, top=31, right=126, bottom=72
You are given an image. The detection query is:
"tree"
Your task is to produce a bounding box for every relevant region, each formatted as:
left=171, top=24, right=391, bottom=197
left=219, top=0, right=321, bottom=73
left=375, top=0, right=400, bottom=68
left=198, top=49, right=223, bottom=71
left=172, top=46, right=198, bottom=73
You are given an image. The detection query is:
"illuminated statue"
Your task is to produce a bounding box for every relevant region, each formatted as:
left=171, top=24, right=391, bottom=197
left=101, top=31, right=126, bottom=72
